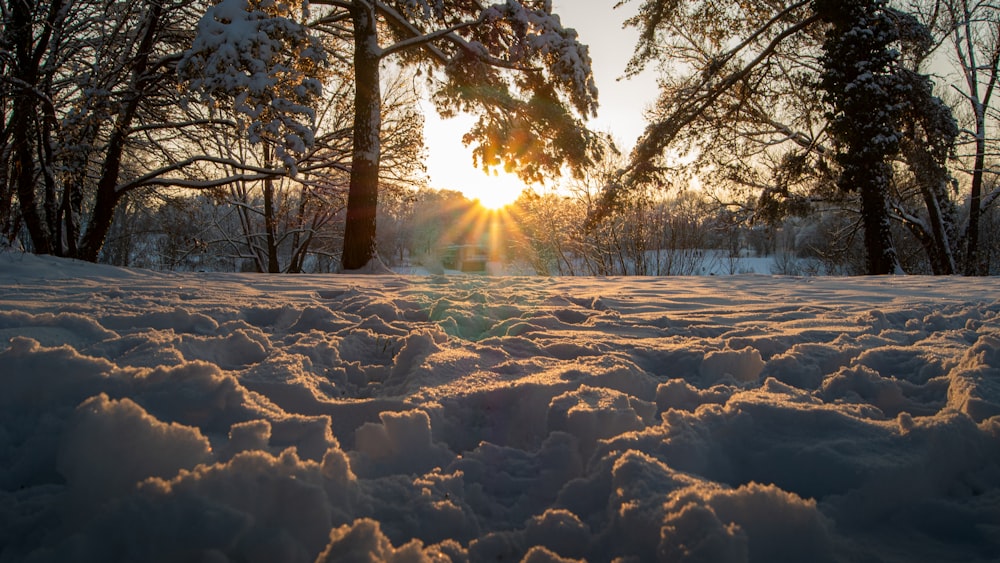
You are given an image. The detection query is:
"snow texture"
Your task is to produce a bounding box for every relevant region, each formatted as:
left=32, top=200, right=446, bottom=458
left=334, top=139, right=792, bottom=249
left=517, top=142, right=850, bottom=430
left=1, top=251, right=998, bottom=562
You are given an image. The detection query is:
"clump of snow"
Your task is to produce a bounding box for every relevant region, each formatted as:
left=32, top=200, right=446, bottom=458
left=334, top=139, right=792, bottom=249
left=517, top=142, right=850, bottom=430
left=699, top=346, right=766, bottom=383
left=1, top=252, right=999, bottom=562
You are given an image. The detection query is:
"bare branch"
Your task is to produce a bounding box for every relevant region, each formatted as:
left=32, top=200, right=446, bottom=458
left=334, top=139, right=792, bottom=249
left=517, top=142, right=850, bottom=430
left=626, top=11, right=821, bottom=183
left=116, top=156, right=284, bottom=193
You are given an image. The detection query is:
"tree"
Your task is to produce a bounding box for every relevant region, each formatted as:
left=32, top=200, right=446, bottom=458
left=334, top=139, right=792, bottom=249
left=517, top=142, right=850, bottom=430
left=814, top=0, right=911, bottom=274
left=177, top=66, right=424, bottom=273
left=617, top=0, right=957, bottom=275
left=183, top=0, right=601, bottom=271
left=1, top=0, right=292, bottom=261
left=940, top=0, right=999, bottom=274
left=895, top=65, right=960, bottom=274
left=510, top=188, right=586, bottom=275
left=619, top=0, right=823, bottom=185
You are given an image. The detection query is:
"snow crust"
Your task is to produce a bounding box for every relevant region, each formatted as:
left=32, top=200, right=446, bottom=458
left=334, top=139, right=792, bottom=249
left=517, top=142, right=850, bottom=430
left=1, top=251, right=998, bottom=562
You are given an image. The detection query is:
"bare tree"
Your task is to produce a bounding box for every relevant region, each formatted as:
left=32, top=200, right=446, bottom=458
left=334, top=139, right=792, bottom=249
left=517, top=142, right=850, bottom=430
left=940, top=0, right=999, bottom=274
left=170, top=67, right=423, bottom=273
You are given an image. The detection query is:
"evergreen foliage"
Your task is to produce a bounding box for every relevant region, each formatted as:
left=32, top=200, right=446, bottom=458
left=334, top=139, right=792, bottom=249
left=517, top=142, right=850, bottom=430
left=815, top=0, right=906, bottom=274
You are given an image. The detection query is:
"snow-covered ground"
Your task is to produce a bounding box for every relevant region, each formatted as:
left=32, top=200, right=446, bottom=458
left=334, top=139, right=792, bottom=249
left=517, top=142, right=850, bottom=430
left=1, top=251, right=998, bottom=562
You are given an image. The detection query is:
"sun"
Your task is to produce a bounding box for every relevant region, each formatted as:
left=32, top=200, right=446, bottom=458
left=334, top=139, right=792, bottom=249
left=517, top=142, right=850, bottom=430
left=423, top=109, right=529, bottom=210
left=426, top=146, right=528, bottom=210
left=432, top=192, right=528, bottom=273
left=464, top=170, right=528, bottom=210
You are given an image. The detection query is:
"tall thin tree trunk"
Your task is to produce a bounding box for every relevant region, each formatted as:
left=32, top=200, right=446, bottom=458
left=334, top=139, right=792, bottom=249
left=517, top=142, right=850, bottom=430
left=10, top=0, right=54, bottom=254
left=288, top=191, right=313, bottom=273
left=263, top=176, right=280, bottom=273
left=920, top=184, right=956, bottom=274
left=901, top=137, right=957, bottom=275
left=341, top=3, right=382, bottom=271
left=37, top=125, right=60, bottom=253
left=953, top=0, right=995, bottom=275
left=12, top=103, right=52, bottom=254
left=77, top=0, right=162, bottom=262
left=965, top=134, right=986, bottom=275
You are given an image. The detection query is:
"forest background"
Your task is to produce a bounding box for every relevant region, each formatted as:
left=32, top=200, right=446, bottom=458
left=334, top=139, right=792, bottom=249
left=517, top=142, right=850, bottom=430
left=1, top=0, right=997, bottom=276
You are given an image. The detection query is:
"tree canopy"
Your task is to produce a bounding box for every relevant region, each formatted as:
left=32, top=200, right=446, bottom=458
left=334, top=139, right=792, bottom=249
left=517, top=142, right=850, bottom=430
left=613, top=0, right=972, bottom=275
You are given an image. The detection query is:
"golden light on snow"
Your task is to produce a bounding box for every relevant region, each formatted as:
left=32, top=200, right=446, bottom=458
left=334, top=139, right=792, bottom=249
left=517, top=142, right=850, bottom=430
left=3, top=252, right=999, bottom=561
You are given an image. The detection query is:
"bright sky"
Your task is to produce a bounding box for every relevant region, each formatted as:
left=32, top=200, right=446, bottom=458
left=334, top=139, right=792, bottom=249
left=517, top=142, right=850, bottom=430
left=422, top=0, right=659, bottom=209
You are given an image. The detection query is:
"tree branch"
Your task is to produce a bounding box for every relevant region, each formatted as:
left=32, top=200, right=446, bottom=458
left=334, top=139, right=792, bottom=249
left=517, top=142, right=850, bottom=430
left=116, top=156, right=283, bottom=193
left=378, top=5, right=482, bottom=60
left=626, top=9, right=821, bottom=183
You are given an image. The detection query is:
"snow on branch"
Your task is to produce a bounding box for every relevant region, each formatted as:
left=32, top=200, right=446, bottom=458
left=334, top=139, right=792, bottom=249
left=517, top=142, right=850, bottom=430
left=477, top=1, right=598, bottom=117
left=377, top=2, right=476, bottom=61
left=626, top=10, right=819, bottom=185
left=179, top=0, right=329, bottom=172
left=119, top=173, right=277, bottom=191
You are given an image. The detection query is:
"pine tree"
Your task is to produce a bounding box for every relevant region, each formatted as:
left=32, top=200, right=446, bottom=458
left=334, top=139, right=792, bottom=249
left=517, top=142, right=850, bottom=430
left=815, top=0, right=906, bottom=274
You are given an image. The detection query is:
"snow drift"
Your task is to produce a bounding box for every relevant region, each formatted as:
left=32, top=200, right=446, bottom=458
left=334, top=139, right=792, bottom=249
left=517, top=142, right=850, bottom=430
left=1, top=252, right=998, bottom=562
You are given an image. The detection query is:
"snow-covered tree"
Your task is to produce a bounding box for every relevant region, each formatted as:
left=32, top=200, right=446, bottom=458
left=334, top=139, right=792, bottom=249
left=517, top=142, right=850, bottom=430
left=178, top=0, right=330, bottom=172
left=894, top=17, right=960, bottom=275
left=620, top=0, right=824, bottom=186
left=1, top=0, right=189, bottom=259
left=182, top=0, right=600, bottom=270
left=815, top=0, right=909, bottom=275
left=204, top=69, right=424, bottom=272
left=1, top=0, right=295, bottom=261
left=616, top=0, right=958, bottom=275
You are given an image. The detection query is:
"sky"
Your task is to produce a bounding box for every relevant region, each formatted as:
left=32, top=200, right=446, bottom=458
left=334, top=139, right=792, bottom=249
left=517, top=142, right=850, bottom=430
left=422, top=0, right=660, bottom=208
left=2, top=251, right=999, bottom=561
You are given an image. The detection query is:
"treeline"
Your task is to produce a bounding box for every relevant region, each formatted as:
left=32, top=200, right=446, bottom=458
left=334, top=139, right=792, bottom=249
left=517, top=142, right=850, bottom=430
left=103, top=177, right=1000, bottom=275
left=3, top=0, right=997, bottom=276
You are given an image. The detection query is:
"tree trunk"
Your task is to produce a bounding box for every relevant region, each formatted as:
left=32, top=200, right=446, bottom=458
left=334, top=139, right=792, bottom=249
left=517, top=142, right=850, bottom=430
left=60, top=171, right=79, bottom=257
left=12, top=102, right=53, bottom=254
left=287, top=192, right=314, bottom=273
left=77, top=0, right=162, bottom=262
left=78, top=157, right=125, bottom=261
left=860, top=165, right=899, bottom=275
left=964, top=133, right=986, bottom=275
left=816, top=0, right=903, bottom=275
left=261, top=141, right=281, bottom=273
left=263, top=176, right=280, bottom=273
left=953, top=0, right=995, bottom=275
left=901, top=139, right=957, bottom=275
left=919, top=184, right=956, bottom=275
left=0, top=154, right=11, bottom=246
left=37, top=128, right=58, bottom=252
left=9, top=0, right=54, bottom=254
left=341, top=3, right=382, bottom=271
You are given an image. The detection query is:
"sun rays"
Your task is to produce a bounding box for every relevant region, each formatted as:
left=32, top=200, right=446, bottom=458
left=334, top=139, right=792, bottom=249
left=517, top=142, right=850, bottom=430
left=433, top=198, right=526, bottom=273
